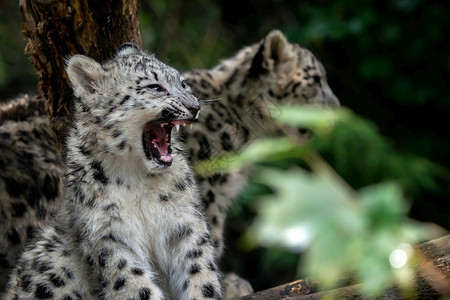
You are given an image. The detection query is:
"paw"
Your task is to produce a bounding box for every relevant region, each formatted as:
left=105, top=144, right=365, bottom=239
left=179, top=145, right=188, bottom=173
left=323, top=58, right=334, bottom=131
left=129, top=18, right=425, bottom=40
left=223, top=273, right=253, bottom=300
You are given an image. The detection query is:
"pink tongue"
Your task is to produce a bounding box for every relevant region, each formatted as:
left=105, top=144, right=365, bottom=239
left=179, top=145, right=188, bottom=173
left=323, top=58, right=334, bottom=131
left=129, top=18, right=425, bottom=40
left=152, top=127, right=169, bottom=156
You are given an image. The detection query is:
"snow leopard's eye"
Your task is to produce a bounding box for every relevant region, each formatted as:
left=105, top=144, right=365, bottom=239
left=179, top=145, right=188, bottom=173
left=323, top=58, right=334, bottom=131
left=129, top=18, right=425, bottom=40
left=147, top=84, right=165, bottom=93
left=181, top=80, right=188, bottom=89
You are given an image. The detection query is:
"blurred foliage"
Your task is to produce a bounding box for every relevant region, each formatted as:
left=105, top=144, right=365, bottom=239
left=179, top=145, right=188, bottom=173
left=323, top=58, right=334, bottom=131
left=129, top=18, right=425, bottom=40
left=197, top=106, right=445, bottom=296
left=0, top=0, right=448, bottom=293
left=0, top=1, right=37, bottom=99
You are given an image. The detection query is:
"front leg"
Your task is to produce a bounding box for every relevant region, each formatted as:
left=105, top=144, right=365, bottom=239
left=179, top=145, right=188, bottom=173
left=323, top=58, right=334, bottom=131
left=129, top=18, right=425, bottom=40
left=169, top=224, right=223, bottom=299
left=86, top=239, right=165, bottom=300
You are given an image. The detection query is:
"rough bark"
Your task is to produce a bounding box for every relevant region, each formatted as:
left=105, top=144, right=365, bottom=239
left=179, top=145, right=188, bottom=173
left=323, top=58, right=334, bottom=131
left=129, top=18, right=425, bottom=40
left=242, top=234, right=450, bottom=299
left=20, top=0, right=142, bottom=143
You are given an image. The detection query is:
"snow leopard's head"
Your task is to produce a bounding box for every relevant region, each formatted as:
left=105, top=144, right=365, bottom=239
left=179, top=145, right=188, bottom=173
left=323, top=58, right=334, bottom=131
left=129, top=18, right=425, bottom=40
left=66, top=44, right=199, bottom=172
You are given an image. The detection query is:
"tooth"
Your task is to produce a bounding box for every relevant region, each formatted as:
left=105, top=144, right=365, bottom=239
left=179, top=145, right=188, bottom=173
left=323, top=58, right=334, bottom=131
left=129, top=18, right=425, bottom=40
left=195, top=111, right=200, bottom=119
left=189, top=123, right=193, bottom=130
left=175, top=124, right=180, bottom=132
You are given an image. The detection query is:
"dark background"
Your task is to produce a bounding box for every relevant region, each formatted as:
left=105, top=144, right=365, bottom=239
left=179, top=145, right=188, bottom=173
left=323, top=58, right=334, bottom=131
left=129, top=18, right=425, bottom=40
left=0, top=0, right=448, bottom=291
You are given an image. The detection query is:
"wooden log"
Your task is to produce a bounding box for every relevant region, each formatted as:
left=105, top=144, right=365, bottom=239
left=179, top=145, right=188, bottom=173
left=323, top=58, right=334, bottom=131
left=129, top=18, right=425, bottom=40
left=20, top=0, right=142, bottom=142
left=242, top=234, right=450, bottom=299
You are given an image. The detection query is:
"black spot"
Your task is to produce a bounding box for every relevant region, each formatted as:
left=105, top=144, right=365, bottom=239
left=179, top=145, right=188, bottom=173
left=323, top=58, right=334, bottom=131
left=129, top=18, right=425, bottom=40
left=113, top=277, right=126, bottom=290
left=201, top=196, right=210, bottom=210
left=91, top=160, right=109, bottom=184
left=175, top=225, right=193, bottom=240
left=73, top=291, right=82, bottom=299
left=43, top=175, right=59, bottom=199
left=7, top=228, right=21, bottom=245
left=183, top=279, right=189, bottom=291
left=208, top=261, right=217, bottom=271
left=189, top=263, right=201, bottom=274
left=193, top=132, right=211, bottom=160
left=117, top=259, right=127, bottom=270
left=20, top=275, right=33, bottom=291
left=103, top=203, right=119, bottom=211
left=11, top=202, right=27, bottom=218
left=112, top=129, right=122, bottom=138
left=212, top=216, right=219, bottom=226
left=206, top=190, right=215, bottom=204
left=220, top=132, right=233, bottom=151
left=38, top=263, right=52, bottom=273
left=186, top=249, right=203, bottom=259
left=35, top=283, right=54, bottom=299
left=0, top=253, right=9, bottom=268
left=204, top=114, right=222, bottom=132
left=160, top=109, right=176, bottom=122
left=224, top=69, right=239, bottom=89
left=86, top=255, right=94, bottom=266
left=79, top=145, right=92, bottom=156
left=98, top=248, right=109, bottom=267
left=208, top=174, right=222, bottom=185
left=50, top=273, right=65, bottom=287
left=4, top=178, right=23, bottom=197
left=62, top=267, right=73, bottom=279
left=120, top=95, right=131, bottom=105
left=61, top=295, right=73, bottom=300
left=159, top=194, right=170, bottom=202
left=197, top=236, right=208, bottom=246
left=175, top=180, right=187, bottom=191
left=202, top=283, right=216, bottom=298
left=98, top=274, right=109, bottom=287
left=118, top=140, right=127, bottom=150
left=131, top=268, right=144, bottom=276
left=139, top=288, right=152, bottom=300
left=85, top=197, right=96, bottom=208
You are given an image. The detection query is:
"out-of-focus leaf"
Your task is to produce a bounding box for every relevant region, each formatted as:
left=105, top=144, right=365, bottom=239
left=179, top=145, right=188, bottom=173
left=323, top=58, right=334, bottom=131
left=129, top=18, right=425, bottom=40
left=195, top=137, right=306, bottom=176
left=272, top=106, right=347, bottom=131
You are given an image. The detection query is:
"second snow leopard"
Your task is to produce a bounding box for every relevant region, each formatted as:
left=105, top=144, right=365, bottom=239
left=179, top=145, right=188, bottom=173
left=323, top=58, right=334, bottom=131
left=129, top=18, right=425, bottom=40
left=3, top=45, right=222, bottom=299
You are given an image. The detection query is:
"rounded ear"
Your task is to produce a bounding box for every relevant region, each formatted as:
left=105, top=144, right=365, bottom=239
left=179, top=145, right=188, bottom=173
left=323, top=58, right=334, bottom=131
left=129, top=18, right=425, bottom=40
left=66, top=54, right=105, bottom=96
left=248, top=30, right=291, bottom=78
left=262, top=30, right=290, bottom=67
left=115, top=43, right=142, bottom=57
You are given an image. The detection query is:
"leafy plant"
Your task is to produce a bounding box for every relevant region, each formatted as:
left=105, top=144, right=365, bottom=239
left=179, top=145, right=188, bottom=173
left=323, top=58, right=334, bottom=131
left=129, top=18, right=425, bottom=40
left=197, top=106, right=444, bottom=296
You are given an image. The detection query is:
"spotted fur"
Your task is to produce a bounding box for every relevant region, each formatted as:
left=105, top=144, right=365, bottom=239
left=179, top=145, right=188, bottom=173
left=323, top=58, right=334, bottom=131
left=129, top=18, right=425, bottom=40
left=182, top=30, right=339, bottom=257
left=0, top=30, right=338, bottom=298
left=3, top=45, right=222, bottom=299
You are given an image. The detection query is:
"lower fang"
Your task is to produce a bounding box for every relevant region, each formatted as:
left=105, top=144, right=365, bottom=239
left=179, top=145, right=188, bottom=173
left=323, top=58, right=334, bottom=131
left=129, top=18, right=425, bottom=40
left=189, top=124, right=193, bottom=129
left=160, top=155, right=172, bottom=163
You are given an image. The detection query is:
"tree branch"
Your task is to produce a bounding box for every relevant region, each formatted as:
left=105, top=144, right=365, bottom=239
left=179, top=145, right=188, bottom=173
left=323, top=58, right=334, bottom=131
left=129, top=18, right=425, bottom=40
left=242, top=234, right=450, bottom=299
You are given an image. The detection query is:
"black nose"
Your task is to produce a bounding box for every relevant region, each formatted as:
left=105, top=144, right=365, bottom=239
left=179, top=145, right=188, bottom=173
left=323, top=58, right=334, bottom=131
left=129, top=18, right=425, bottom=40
left=186, top=102, right=200, bottom=116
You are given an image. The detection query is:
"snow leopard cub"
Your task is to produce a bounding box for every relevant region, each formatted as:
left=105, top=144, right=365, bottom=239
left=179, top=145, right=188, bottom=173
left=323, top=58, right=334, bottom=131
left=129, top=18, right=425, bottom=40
left=3, top=44, right=222, bottom=300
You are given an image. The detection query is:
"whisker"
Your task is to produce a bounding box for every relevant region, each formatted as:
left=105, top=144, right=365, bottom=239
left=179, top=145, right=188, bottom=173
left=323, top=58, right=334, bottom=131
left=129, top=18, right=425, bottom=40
left=198, top=98, right=221, bottom=104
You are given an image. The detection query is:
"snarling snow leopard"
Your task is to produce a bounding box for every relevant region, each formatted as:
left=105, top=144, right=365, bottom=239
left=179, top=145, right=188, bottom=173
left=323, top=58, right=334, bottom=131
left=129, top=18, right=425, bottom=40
left=0, top=30, right=339, bottom=296
left=3, top=44, right=223, bottom=299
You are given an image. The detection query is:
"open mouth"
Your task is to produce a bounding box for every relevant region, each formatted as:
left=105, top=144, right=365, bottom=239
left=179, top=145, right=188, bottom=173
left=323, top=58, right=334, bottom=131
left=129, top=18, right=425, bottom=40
left=142, top=120, right=192, bottom=166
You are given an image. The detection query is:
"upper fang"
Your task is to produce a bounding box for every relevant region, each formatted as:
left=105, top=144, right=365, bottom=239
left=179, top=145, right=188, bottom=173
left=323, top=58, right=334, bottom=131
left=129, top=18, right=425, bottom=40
left=195, top=111, right=200, bottom=119
left=175, top=124, right=180, bottom=132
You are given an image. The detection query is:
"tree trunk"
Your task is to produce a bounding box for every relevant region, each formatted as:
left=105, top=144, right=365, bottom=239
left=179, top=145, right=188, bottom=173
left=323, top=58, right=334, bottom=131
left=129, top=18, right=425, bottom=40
left=20, top=0, right=142, bottom=142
